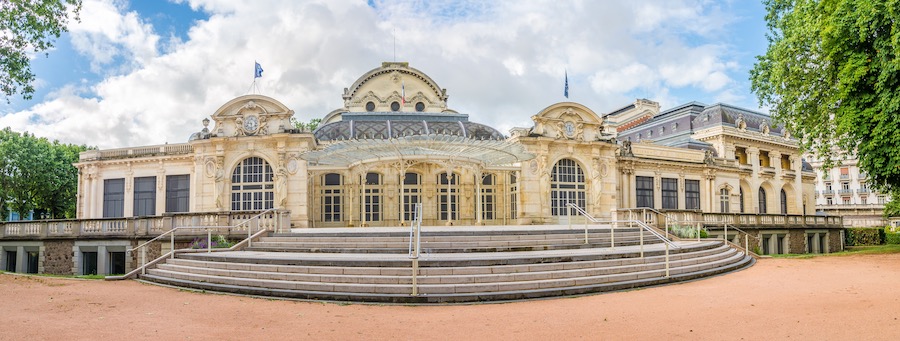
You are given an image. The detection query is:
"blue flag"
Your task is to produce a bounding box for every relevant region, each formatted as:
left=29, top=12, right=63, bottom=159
left=564, top=71, right=569, bottom=98
left=254, top=62, right=264, bottom=78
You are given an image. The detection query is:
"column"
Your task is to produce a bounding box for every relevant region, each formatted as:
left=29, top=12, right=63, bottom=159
left=98, top=245, right=108, bottom=276
left=792, top=155, right=804, bottom=214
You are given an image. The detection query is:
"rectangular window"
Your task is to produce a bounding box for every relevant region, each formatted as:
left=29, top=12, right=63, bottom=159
left=4, top=251, right=15, bottom=272
left=133, top=176, right=156, bottom=216
left=685, top=180, right=701, bottom=210
left=719, top=189, right=730, bottom=213
left=635, top=176, right=654, bottom=208
left=661, top=178, right=678, bottom=209
left=82, top=251, right=98, bottom=275
left=165, top=175, right=190, bottom=213
left=103, top=179, right=125, bottom=218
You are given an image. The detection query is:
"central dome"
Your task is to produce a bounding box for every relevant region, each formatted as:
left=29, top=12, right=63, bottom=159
left=314, top=62, right=505, bottom=141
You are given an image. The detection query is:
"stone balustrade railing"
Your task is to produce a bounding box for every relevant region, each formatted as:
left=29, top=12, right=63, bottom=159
left=615, top=209, right=843, bottom=229
left=0, top=210, right=291, bottom=240
left=79, top=143, right=194, bottom=161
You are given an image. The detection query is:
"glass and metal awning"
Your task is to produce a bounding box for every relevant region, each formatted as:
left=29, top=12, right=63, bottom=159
left=301, top=134, right=534, bottom=168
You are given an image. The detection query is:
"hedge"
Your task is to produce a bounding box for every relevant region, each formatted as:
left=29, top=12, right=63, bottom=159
left=885, top=227, right=900, bottom=245
left=844, top=228, right=885, bottom=246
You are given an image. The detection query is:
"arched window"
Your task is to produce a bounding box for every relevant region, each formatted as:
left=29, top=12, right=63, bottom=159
left=362, top=172, right=382, bottom=222
left=550, top=159, right=586, bottom=216
left=402, top=172, right=421, bottom=222
left=321, top=173, right=342, bottom=222
left=480, top=174, right=496, bottom=220
left=720, top=188, right=730, bottom=213
left=231, top=157, right=274, bottom=211
left=780, top=189, right=788, bottom=214
left=758, top=187, right=767, bottom=214
left=438, top=172, right=458, bottom=221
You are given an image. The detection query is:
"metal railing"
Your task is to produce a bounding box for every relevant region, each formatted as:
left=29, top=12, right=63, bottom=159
left=567, top=204, right=680, bottom=277
left=408, top=203, right=423, bottom=296
left=105, top=209, right=282, bottom=280
left=619, top=207, right=760, bottom=258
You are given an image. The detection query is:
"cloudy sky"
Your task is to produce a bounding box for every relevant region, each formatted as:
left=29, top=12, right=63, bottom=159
left=0, top=0, right=769, bottom=149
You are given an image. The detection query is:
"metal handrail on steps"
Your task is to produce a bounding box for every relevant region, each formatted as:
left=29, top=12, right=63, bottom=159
left=567, top=203, right=680, bottom=278
left=105, top=209, right=281, bottom=281
left=619, top=207, right=760, bottom=258
left=407, top=203, right=423, bottom=296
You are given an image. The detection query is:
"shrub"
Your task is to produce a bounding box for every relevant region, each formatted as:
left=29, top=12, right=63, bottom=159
left=189, top=235, right=235, bottom=249
left=885, top=227, right=900, bottom=245
left=844, top=228, right=885, bottom=246
left=668, top=225, right=709, bottom=239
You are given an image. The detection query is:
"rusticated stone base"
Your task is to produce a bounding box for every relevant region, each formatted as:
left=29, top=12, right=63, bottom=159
left=43, top=240, right=74, bottom=275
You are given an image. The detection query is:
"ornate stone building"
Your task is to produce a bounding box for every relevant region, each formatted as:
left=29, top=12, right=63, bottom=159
left=0, top=62, right=841, bottom=276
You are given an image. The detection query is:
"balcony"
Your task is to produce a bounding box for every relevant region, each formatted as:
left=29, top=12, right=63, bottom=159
left=0, top=210, right=291, bottom=240
left=839, top=189, right=854, bottom=195
left=840, top=174, right=850, bottom=180
left=859, top=172, right=868, bottom=179
left=821, top=189, right=835, bottom=196
left=857, top=188, right=870, bottom=194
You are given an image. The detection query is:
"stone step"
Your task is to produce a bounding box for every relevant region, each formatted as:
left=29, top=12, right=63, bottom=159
left=140, top=253, right=753, bottom=303
left=263, top=230, right=647, bottom=243
left=166, top=244, right=728, bottom=277
left=245, top=240, right=660, bottom=254
left=183, top=241, right=723, bottom=268
left=155, top=246, right=737, bottom=285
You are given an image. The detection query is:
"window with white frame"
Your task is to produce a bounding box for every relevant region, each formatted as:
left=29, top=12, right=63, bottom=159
left=402, top=172, right=421, bottom=222
left=438, top=172, right=458, bottom=221
left=231, top=157, right=274, bottom=211
left=480, top=174, right=496, bottom=220
left=550, top=159, right=586, bottom=215
left=361, top=172, right=382, bottom=222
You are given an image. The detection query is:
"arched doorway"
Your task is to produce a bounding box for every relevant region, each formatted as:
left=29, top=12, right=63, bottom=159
left=550, top=158, right=586, bottom=216
left=231, top=157, right=274, bottom=211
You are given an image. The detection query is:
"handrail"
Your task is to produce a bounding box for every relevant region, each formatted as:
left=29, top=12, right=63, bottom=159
left=106, top=209, right=279, bottom=280
left=567, top=203, right=679, bottom=278
left=620, top=207, right=761, bottom=254
left=567, top=204, right=680, bottom=249
left=408, top=203, right=423, bottom=296
left=721, top=220, right=760, bottom=258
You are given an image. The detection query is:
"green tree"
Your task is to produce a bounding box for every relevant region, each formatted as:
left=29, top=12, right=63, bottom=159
left=1, top=0, right=81, bottom=101
left=0, top=128, right=89, bottom=220
left=750, top=0, right=900, bottom=197
left=291, top=117, right=322, bottom=132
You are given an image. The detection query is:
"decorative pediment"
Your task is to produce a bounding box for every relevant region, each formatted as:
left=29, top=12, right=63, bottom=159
left=530, top=102, right=606, bottom=141
left=208, top=95, right=294, bottom=138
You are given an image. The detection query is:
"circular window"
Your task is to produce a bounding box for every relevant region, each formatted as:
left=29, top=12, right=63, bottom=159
left=365, top=101, right=375, bottom=112
left=415, top=102, right=425, bottom=112
left=390, top=101, right=400, bottom=111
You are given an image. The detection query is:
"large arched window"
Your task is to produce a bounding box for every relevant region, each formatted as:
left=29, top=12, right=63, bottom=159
left=321, top=173, right=342, bottom=222
left=758, top=187, right=767, bottom=214
left=362, top=172, right=382, bottom=222
left=402, top=172, right=421, bottom=222
left=550, top=158, right=586, bottom=216
left=739, top=188, right=745, bottom=213
left=438, top=172, right=458, bottom=221
left=780, top=189, right=788, bottom=214
left=231, top=157, right=274, bottom=211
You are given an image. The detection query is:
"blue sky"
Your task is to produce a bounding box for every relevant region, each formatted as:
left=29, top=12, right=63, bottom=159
left=0, top=0, right=772, bottom=148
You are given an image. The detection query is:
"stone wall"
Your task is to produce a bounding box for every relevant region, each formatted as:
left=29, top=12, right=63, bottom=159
left=788, top=230, right=806, bottom=254
left=43, top=240, right=74, bottom=275
left=829, top=230, right=843, bottom=253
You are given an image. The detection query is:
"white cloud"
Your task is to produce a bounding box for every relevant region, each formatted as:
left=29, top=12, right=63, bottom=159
left=1, top=0, right=751, bottom=148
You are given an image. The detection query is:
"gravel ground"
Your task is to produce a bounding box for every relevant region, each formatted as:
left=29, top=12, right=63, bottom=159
left=1, top=253, right=899, bottom=340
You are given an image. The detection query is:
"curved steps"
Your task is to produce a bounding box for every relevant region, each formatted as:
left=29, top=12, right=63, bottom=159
left=138, top=226, right=753, bottom=303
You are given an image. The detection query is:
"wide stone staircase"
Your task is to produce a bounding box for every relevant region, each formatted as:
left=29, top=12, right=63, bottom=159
left=138, top=225, right=754, bottom=303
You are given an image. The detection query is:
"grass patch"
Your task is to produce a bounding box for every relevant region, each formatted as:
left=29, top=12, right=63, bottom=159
left=4, top=272, right=109, bottom=280
left=770, top=244, right=900, bottom=259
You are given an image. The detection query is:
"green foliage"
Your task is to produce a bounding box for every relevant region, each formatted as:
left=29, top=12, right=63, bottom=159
left=189, top=235, right=234, bottom=249
left=290, top=117, right=322, bottom=132
left=668, top=225, right=709, bottom=239
left=0, top=127, right=91, bottom=220
left=884, top=190, right=900, bottom=218
left=885, top=226, right=900, bottom=244
left=844, top=227, right=885, bottom=246
left=0, top=0, right=82, bottom=101
left=751, top=0, right=900, bottom=194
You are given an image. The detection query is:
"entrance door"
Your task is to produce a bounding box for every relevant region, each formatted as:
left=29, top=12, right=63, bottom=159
left=26, top=251, right=38, bottom=274
left=109, top=252, right=126, bottom=275
left=4, top=251, right=15, bottom=272
left=82, top=252, right=98, bottom=275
